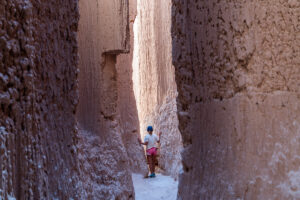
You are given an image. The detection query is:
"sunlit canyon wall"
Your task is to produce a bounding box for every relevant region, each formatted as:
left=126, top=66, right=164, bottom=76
left=133, top=0, right=183, bottom=178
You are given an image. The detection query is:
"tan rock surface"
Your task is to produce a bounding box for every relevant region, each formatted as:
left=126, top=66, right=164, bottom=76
left=172, top=0, right=300, bottom=199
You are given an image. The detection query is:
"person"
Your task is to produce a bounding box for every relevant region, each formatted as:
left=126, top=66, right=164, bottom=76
left=138, top=125, right=162, bottom=178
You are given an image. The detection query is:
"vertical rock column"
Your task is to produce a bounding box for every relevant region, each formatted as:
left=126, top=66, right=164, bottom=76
left=0, top=0, right=79, bottom=199
left=133, top=0, right=183, bottom=178
left=116, top=0, right=148, bottom=176
left=172, top=0, right=300, bottom=199
left=77, top=0, right=135, bottom=199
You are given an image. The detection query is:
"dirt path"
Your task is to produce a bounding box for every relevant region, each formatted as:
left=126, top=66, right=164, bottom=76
left=132, top=173, right=178, bottom=200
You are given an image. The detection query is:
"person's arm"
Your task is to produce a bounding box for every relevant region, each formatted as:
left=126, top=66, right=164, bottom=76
left=157, top=132, right=162, bottom=143
left=138, top=138, right=148, bottom=146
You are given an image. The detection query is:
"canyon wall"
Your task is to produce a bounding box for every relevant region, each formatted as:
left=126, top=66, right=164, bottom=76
left=133, top=0, right=182, bottom=177
left=1, top=0, right=138, bottom=199
left=0, top=0, right=79, bottom=199
left=172, top=0, right=300, bottom=199
left=77, top=0, right=136, bottom=199
left=116, top=0, right=148, bottom=176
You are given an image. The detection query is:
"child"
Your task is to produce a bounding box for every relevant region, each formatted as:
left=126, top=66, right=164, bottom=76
left=138, top=126, right=162, bottom=178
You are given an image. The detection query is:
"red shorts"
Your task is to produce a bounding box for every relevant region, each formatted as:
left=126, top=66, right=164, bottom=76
left=146, top=147, right=157, bottom=156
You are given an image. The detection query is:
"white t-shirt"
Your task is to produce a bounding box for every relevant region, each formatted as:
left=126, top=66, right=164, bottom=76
left=144, top=134, right=159, bottom=150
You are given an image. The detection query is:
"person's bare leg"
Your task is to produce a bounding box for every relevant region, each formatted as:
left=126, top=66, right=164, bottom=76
left=151, top=155, right=156, bottom=174
left=147, top=155, right=154, bottom=174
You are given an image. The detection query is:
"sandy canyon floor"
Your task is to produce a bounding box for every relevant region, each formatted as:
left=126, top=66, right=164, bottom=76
left=132, top=173, right=178, bottom=200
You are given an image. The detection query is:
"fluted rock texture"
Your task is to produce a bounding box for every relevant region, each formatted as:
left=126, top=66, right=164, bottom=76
left=77, top=0, right=136, bottom=199
left=172, top=0, right=300, bottom=199
left=0, top=0, right=79, bottom=199
left=2, top=0, right=298, bottom=199
left=1, top=0, right=138, bottom=199
left=132, top=0, right=183, bottom=178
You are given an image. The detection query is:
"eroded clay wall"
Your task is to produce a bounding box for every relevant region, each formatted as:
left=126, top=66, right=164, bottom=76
left=77, top=0, right=129, bottom=132
left=116, top=0, right=148, bottom=176
left=77, top=0, right=135, bottom=199
left=172, top=0, right=300, bottom=199
left=0, top=0, right=79, bottom=199
left=133, top=0, right=182, bottom=177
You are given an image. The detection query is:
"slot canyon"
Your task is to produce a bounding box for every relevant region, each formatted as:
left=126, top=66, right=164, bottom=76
left=0, top=0, right=299, bottom=200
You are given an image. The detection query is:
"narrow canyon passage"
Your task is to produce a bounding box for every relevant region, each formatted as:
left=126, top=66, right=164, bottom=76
left=132, top=0, right=183, bottom=179
left=118, top=0, right=183, bottom=197
left=77, top=0, right=183, bottom=198
left=129, top=0, right=183, bottom=198
left=1, top=0, right=299, bottom=200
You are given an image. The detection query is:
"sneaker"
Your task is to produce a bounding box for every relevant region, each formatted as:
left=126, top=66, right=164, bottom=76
left=149, top=173, right=156, bottom=178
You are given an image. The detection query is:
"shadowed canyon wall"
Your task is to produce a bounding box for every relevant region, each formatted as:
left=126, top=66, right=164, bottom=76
left=1, top=0, right=139, bottom=199
left=172, top=0, right=300, bottom=199
left=77, top=0, right=137, bottom=199
left=0, top=0, right=79, bottom=199
left=116, top=0, right=148, bottom=176
left=133, top=0, right=183, bottom=178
